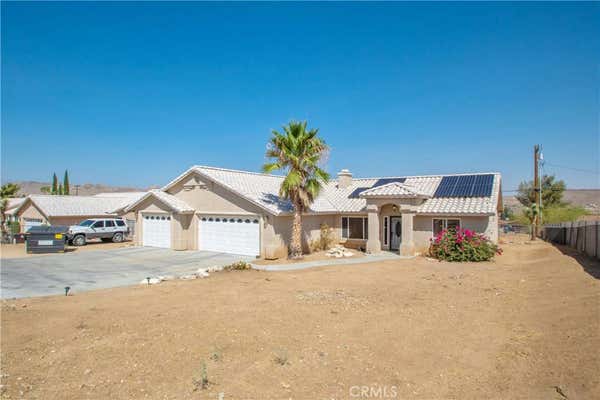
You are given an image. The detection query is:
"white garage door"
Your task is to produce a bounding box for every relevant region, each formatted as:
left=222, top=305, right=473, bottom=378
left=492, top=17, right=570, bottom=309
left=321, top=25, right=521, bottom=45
left=198, top=216, right=260, bottom=256
left=23, top=218, right=44, bottom=232
left=142, top=214, right=172, bottom=248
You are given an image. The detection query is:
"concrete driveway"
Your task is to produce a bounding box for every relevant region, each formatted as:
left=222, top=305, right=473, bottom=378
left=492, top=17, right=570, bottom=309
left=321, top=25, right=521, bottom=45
left=1, top=247, right=253, bottom=299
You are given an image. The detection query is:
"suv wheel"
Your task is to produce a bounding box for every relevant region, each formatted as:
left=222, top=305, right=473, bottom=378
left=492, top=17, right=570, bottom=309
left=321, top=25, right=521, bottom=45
left=72, top=234, right=86, bottom=246
left=112, top=232, right=124, bottom=243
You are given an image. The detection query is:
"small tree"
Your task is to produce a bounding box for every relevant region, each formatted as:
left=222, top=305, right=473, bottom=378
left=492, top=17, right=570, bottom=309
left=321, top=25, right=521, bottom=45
left=523, top=203, right=540, bottom=240
left=51, top=173, right=58, bottom=195
left=40, top=186, right=51, bottom=194
left=63, top=170, right=70, bottom=195
left=516, top=175, right=566, bottom=208
left=58, top=183, right=64, bottom=195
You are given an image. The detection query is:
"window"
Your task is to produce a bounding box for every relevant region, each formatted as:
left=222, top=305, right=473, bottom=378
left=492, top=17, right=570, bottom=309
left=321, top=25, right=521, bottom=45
left=341, top=216, right=368, bottom=240
left=115, top=220, right=125, bottom=227
left=92, top=221, right=104, bottom=228
left=105, top=220, right=115, bottom=227
left=433, top=219, right=461, bottom=235
left=79, top=219, right=94, bottom=226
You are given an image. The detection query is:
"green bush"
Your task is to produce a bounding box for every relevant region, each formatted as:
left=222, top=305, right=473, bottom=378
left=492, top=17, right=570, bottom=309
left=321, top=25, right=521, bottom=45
left=429, top=228, right=501, bottom=262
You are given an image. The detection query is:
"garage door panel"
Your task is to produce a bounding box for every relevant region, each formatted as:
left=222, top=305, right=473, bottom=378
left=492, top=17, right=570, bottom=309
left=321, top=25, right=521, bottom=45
left=142, top=214, right=171, bottom=248
left=199, top=216, right=259, bottom=256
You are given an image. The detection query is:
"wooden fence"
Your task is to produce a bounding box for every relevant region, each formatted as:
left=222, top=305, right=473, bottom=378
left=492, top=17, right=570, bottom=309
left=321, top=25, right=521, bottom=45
left=543, top=221, right=600, bottom=260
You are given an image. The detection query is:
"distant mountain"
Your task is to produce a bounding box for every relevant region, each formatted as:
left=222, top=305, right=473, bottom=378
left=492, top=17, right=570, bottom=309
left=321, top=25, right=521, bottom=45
left=504, top=189, right=600, bottom=214
left=8, top=181, right=149, bottom=196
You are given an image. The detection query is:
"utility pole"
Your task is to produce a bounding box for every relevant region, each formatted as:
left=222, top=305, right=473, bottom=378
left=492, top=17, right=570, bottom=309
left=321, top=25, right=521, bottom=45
left=533, top=144, right=540, bottom=240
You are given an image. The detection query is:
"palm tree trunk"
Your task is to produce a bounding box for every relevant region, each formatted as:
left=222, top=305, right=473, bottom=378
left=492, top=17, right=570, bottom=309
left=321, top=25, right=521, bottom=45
left=291, top=208, right=303, bottom=258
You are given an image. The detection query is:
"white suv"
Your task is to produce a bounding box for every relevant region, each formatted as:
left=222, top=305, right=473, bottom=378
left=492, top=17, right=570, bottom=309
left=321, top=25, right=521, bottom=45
left=67, top=218, right=129, bottom=246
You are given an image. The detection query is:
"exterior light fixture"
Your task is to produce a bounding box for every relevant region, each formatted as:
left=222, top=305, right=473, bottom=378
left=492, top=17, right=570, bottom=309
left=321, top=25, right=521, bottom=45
left=146, top=277, right=151, bottom=285
left=64, top=286, right=71, bottom=296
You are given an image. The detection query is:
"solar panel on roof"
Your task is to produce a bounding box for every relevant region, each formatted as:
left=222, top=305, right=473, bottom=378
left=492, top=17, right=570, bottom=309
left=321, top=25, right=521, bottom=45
left=433, top=174, right=494, bottom=198
left=372, top=178, right=406, bottom=188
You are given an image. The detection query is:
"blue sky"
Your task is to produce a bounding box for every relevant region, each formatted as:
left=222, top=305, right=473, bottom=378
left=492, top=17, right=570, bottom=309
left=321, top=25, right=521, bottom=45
left=2, top=2, right=598, bottom=192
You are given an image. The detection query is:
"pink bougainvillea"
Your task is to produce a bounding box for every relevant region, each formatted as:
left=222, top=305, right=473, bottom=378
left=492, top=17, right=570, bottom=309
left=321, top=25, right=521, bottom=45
left=429, top=227, right=501, bottom=262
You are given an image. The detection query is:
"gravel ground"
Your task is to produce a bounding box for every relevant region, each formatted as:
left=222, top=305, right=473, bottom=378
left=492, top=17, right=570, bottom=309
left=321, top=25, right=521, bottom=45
left=1, top=240, right=599, bottom=399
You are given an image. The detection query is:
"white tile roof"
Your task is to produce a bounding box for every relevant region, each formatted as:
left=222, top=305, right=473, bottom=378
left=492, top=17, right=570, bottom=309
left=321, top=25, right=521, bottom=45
left=4, top=198, right=26, bottom=215
left=17, top=195, right=143, bottom=217
left=94, top=192, right=147, bottom=199
left=124, top=190, right=194, bottom=213
left=164, top=166, right=501, bottom=216
left=359, top=182, right=431, bottom=198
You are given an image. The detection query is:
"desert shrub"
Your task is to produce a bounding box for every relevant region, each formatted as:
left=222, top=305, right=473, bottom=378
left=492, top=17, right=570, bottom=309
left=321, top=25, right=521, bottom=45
left=429, top=228, right=501, bottom=262
left=192, top=360, right=210, bottom=391
left=309, top=223, right=335, bottom=252
left=273, top=348, right=289, bottom=365
left=223, top=261, right=251, bottom=271
left=209, top=345, right=222, bottom=362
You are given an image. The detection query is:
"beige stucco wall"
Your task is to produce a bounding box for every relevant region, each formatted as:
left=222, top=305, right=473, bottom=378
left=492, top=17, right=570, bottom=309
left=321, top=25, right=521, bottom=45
left=265, top=214, right=340, bottom=257
left=168, top=173, right=265, bottom=215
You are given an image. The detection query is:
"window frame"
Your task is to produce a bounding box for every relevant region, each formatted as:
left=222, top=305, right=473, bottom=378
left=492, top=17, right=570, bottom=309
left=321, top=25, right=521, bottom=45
left=341, top=216, right=369, bottom=240
left=383, top=216, right=389, bottom=246
left=92, top=220, right=105, bottom=229
left=432, top=218, right=461, bottom=236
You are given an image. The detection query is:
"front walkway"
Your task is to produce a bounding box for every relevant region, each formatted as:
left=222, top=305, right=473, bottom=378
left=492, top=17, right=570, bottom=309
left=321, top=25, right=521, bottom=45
left=251, top=251, right=413, bottom=271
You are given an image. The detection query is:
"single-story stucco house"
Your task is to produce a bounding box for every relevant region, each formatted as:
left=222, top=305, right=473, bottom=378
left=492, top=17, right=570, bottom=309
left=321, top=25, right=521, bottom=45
left=12, top=192, right=146, bottom=232
left=3, top=197, right=26, bottom=223
left=123, top=166, right=502, bottom=257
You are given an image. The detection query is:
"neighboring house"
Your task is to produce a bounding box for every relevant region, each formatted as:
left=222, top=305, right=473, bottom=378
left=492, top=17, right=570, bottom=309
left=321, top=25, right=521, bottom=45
left=12, top=192, right=146, bottom=232
left=123, top=166, right=502, bottom=257
left=3, top=198, right=26, bottom=223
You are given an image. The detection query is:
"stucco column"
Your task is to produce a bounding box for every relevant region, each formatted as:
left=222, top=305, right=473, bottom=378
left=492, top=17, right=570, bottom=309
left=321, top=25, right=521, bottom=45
left=366, top=204, right=381, bottom=253
left=399, top=211, right=416, bottom=256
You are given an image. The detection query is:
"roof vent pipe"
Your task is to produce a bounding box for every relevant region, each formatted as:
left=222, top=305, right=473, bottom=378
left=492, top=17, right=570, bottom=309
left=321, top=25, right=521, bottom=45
left=337, top=169, right=353, bottom=189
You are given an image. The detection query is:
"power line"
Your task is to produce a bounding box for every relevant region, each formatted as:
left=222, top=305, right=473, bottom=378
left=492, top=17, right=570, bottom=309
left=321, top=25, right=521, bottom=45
left=544, top=162, right=599, bottom=175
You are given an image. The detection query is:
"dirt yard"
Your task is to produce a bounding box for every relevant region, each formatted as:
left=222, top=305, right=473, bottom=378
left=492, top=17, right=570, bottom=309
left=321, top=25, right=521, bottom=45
left=0, top=241, right=134, bottom=259
left=1, top=241, right=599, bottom=399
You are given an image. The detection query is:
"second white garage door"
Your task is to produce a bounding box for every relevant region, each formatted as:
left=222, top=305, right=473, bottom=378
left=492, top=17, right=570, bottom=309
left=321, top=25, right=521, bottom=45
left=142, top=214, right=172, bottom=248
left=198, top=216, right=260, bottom=256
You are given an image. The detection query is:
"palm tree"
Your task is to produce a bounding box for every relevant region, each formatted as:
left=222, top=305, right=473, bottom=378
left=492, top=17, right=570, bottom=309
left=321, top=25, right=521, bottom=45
left=263, top=121, right=330, bottom=258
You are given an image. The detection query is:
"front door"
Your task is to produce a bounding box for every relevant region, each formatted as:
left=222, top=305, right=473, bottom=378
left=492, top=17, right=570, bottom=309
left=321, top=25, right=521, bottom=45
left=390, top=216, right=402, bottom=251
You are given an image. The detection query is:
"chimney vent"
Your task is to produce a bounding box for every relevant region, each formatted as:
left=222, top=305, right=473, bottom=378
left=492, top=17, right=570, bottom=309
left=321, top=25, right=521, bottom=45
left=337, top=169, right=353, bottom=189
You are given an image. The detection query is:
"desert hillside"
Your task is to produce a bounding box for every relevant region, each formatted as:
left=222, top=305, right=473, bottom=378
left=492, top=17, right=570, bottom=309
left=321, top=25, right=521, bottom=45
left=504, top=189, right=599, bottom=214
left=7, top=181, right=148, bottom=196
